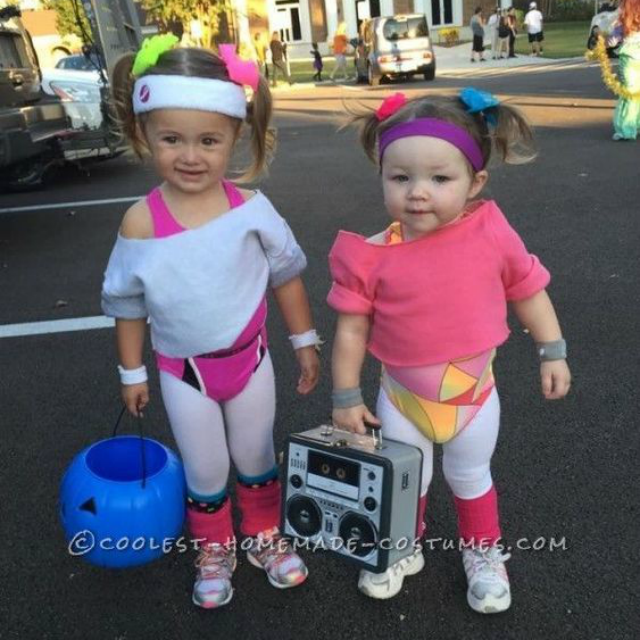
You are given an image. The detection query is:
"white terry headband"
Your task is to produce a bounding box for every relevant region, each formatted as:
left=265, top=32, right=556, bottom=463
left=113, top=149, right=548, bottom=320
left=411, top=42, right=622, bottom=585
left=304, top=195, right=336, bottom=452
left=132, top=75, right=247, bottom=119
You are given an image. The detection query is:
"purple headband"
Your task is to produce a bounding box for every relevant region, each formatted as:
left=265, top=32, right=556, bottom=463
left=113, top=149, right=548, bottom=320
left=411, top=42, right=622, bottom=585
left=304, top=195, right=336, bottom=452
left=378, top=118, right=485, bottom=171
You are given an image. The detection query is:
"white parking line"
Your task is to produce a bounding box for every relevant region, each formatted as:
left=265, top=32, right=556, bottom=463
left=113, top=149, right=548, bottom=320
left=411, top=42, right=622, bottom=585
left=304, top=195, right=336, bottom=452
left=0, top=315, right=115, bottom=338
left=0, top=196, right=141, bottom=215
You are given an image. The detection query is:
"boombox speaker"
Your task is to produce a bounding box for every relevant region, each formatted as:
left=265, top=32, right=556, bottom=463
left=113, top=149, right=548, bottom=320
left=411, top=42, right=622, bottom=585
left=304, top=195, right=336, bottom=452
left=282, top=425, right=423, bottom=573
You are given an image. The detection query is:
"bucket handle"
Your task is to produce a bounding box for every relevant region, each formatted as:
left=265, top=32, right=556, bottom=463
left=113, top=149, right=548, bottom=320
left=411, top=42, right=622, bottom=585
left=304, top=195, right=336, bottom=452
left=112, top=406, right=147, bottom=488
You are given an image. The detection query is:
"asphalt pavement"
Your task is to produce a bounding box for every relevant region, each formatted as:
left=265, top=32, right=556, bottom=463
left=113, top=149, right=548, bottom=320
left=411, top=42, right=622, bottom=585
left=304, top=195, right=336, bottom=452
left=1, top=62, right=639, bottom=640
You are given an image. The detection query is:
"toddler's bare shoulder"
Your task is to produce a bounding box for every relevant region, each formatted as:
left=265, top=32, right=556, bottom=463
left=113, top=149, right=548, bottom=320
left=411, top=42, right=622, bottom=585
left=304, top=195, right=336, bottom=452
left=120, top=198, right=153, bottom=239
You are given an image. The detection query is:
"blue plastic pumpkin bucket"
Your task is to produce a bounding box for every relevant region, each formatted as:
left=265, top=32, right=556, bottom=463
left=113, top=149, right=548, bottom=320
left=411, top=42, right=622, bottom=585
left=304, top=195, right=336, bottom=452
left=60, top=409, right=186, bottom=568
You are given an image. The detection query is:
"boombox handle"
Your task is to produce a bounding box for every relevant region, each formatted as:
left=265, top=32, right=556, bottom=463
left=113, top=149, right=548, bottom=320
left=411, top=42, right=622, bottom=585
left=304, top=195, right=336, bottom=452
left=322, top=421, right=383, bottom=450
left=364, top=421, right=383, bottom=450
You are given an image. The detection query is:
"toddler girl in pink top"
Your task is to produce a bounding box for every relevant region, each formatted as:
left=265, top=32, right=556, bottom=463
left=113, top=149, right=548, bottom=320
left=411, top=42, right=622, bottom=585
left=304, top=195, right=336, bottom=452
left=327, top=89, right=571, bottom=613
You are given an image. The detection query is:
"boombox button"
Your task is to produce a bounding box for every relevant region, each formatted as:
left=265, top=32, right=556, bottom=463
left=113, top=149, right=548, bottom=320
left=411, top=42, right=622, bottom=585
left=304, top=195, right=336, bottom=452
left=364, top=497, right=377, bottom=512
left=290, top=474, right=303, bottom=489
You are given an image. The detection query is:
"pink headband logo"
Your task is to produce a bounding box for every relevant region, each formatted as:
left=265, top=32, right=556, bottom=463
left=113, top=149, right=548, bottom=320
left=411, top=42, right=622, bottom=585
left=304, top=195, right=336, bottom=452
left=139, top=84, right=150, bottom=103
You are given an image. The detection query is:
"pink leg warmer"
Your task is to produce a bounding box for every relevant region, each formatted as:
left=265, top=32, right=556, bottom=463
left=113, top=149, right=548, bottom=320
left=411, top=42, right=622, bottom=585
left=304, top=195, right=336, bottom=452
left=236, top=479, right=281, bottom=537
left=186, top=498, right=235, bottom=545
left=416, top=493, right=428, bottom=538
left=453, top=485, right=501, bottom=547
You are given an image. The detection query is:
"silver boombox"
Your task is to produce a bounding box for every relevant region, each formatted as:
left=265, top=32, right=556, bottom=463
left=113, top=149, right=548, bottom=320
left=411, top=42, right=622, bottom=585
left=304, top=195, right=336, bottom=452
left=282, top=425, right=423, bottom=573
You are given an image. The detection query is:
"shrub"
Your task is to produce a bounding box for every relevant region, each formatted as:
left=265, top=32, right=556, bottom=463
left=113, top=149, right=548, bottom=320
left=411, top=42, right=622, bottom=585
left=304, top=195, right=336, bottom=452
left=548, top=0, right=594, bottom=21
left=438, top=27, right=460, bottom=45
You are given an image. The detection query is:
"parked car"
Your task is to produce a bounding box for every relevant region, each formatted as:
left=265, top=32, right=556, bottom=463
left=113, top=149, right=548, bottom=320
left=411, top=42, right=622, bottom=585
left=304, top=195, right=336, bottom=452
left=360, top=14, right=436, bottom=86
left=0, top=5, right=71, bottom=189
left=587, top=6, right=621, bottom=56
left=41, top=67, right=105, bottom=131
left=55, top=52, right=101, bottom=71
left=42, top=54, right=124, bottom=161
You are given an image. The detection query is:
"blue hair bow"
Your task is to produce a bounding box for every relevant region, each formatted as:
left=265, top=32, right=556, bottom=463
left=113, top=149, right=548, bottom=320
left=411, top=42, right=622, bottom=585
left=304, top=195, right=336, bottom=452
left=459, top=87, right=500, bottom=126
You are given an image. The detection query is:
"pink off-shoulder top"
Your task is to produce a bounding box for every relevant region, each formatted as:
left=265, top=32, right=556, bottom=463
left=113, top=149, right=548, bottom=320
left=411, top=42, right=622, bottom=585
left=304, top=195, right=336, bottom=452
left=327, top=200, right=550, bottom=367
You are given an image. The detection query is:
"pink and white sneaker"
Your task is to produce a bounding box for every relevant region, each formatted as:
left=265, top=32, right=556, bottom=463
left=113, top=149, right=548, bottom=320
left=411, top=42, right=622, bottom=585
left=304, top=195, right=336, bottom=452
left=192, top=542, right=236, bottom=609
left=462, top=545, right=511, bottom=613
left=246, top=527, right=308, bottom=589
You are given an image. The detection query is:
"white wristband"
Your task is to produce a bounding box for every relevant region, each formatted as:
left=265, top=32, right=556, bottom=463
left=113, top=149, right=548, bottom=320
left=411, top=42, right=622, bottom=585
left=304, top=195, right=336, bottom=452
left=118, top=364, right=148, bottom=385
left=289, top=329, right=322, bottom=350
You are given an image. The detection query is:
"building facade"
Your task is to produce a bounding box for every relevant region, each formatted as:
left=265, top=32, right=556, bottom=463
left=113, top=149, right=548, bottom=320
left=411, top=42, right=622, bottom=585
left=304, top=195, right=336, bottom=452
left=236, top=0, right=500, bottom=57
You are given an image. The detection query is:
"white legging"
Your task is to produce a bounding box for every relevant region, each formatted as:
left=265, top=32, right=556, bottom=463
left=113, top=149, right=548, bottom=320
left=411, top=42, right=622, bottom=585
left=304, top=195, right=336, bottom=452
left=376, top=387, right=501, bottom=499
left=159, top=352, right=277, bottom=499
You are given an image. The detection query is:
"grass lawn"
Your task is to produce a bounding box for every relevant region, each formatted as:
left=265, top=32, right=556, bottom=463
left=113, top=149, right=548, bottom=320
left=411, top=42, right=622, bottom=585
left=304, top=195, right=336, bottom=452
left=515, top=21, right=591, bottom=58
left=267, top=59, right=360, bottom=86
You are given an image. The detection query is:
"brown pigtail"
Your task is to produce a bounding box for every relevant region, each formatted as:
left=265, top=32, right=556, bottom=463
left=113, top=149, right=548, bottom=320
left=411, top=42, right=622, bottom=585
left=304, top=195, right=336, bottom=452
left=492, top=103, right=537, bottom=164
left=241, top=74, right=276, bottom=183
left=111, top=53, right=147, bottom=157
left=342, top=102, right=386, bottom=165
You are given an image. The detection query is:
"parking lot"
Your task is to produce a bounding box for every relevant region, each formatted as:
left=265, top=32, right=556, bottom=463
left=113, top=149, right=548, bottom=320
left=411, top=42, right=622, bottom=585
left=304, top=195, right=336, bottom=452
left=1, top=65, right=638, bottom=639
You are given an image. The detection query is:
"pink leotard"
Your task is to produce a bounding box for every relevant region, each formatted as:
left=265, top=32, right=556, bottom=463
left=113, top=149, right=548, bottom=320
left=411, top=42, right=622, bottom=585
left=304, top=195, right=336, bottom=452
left=151, top=181, right=268, bottom=402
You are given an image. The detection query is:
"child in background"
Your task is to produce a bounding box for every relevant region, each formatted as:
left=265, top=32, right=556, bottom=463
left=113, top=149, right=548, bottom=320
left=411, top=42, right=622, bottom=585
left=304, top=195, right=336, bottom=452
left=328, top=89, right=570, bottom=613
left=102, top=36, right=320, bottom=609
left=311, top=42, right=324, bottom=82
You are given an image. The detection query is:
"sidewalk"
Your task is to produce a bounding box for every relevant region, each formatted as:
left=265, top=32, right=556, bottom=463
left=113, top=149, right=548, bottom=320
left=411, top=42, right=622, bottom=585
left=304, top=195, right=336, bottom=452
left=270, top=45, right=587, bottom=92
left=433, top=42, right=583, bottom=75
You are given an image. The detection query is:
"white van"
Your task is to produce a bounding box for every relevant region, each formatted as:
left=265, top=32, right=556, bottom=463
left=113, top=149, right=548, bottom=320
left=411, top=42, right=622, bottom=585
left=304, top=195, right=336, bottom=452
left=361, top=14, right=436, bottom=86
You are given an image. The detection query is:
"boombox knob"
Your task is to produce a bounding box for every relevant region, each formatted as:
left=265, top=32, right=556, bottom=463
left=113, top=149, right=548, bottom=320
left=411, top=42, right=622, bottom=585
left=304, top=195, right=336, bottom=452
left=364, top=497, right=377, bottom=512
left=290, top=474, right=303, bottom=489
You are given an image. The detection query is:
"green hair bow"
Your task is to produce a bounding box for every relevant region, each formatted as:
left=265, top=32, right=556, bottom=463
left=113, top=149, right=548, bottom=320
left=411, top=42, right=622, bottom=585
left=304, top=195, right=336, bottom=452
left=132, top=34, right=179, bottom=77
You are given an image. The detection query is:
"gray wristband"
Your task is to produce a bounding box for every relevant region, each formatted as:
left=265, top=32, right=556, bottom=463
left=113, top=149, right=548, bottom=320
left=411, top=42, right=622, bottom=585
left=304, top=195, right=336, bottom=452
left=332, top=387, right=364, bottom=409
left=536, top=339, right=567, bottom=361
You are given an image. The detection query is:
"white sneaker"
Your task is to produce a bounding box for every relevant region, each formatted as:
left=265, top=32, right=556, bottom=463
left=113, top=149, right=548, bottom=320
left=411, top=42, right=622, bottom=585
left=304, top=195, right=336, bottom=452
left=358, top=546, right=424, bottom=599
left=246, top=527, right=308, bottom=589
left=192, top=542, right=236, bottom=609
left=462, top=546, right=511, bottom=614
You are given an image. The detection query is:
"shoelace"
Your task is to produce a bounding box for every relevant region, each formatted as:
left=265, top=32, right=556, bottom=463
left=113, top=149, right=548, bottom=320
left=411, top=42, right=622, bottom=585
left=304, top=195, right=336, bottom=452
left=195, top=544, right=235, bottom=579
left=468, top=548, right=511, bottom=575
left=250, top=530, right=293, bottom=570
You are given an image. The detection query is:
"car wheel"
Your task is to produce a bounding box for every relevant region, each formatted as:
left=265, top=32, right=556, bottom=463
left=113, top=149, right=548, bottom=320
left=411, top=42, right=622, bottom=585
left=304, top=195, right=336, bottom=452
left=367, top=63, right=380, bottom=86
left=423, top=64, right=436, bottom=81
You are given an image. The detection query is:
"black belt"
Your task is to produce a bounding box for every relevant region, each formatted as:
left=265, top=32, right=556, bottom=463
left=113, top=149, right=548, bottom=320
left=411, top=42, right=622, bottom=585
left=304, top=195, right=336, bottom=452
left=195, top=328, right=264, bottom=360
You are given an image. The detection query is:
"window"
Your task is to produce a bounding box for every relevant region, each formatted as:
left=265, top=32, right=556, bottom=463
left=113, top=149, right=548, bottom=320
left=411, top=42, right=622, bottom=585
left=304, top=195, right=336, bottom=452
left=275, top=1, right=302, bottom=42
left=431, top=0, right=453, bottom=26
left=56, top=55, right=100, bottom=71
left=0, top=33, right=29, bottom=69
left=382, top=16, right=429, bottom=40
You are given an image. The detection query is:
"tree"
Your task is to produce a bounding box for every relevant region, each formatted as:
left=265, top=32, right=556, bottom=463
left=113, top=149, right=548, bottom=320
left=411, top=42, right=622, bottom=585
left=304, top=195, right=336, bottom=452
left=139, top=0, right=233, bottom=48
left=41, top=0, right=92, bottom=41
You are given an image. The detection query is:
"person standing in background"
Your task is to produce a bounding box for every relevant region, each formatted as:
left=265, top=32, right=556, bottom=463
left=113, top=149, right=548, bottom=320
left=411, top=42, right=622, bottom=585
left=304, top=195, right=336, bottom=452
left=524, top=2, right=544, bottom=56
left=607, top=0, right=640, bottom=140
left=330, top=22, right=350, bottom=81
left=270, top=31, right=292, bottom=86
left=310, top=42, right=324, bottom=82
left=470, top=7, right=486, bottom=62
left=253, top=32, right=269, bottom=81
left=507, top=7, right=518, bottom=58
left=497, top=13, right=511, bottom=59
left=487, top=8, right=501, bottom=59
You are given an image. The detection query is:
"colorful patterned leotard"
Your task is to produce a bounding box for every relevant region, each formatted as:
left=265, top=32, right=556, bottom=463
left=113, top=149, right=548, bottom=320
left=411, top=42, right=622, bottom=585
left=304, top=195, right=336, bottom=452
left=380, top=222, right=496, bottom=443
